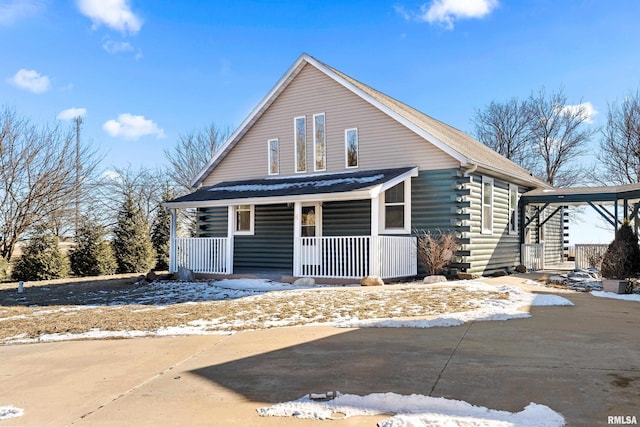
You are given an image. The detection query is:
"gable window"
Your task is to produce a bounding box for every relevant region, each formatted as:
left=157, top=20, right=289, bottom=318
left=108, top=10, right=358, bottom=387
left=380, top=180, right=411, bottom=233
left=345, top=128, right=358, bottom=168
left=294, top=116, right=306, bottom=173
left=234, top=205, right=254, bottom=235
left=313, top=113, right=326, bottom=171
left=508, top=183, right=519, bottom=235
left=268, top=139, right=279, bottom=175
left=481, top=176, right=494, bottom=234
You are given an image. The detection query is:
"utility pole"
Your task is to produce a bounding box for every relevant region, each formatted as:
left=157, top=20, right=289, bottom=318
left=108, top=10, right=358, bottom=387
left=74, top=116, right=82, bottom=237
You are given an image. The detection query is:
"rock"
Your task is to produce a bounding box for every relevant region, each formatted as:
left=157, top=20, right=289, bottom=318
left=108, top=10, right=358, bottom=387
left=515, top=265, right=527, bottom=273
left=146, top=270, right=159, bottom=282
left=423, top=275, right=448, bottom=284
left=360, top=275, right=384, bottom=286
left=456, top=272, right=481, bottom=280
left=293, top=277, right=315, bottom=286
left=177, top=267, right=195, bottom=281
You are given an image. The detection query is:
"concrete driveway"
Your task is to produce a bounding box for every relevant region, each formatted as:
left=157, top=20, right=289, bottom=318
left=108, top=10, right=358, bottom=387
left=0, top=280, right=638, bottom=426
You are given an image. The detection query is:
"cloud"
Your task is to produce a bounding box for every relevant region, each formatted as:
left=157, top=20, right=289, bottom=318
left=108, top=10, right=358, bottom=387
left=560, top=102, right=598, bottom=124
left=103, top=113, right=166, bottom=140
left=0, top=0, right=44, bottom=25
left=57, top=107, right=87, bottom=120
left=76, top=0, right=142, bottom=34
left=7, top=69, right=51, bottom=93
left=102, top=39, right=134, bottom=54
left=417, top=0, right=498, bottom=29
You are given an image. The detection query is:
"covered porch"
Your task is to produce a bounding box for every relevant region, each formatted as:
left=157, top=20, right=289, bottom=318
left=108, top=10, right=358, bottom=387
left=165, top=167, right=419, bottom=280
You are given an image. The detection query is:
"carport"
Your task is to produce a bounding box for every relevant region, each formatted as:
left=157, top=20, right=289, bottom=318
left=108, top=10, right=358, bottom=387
left=519, top=182, right=640, bottom=269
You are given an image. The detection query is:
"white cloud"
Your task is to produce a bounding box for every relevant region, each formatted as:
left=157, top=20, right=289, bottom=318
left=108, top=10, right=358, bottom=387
left=57, top=107, right=87, bottom=120
left=560, top=102, right=598, bottom=124
left=76, top=0, right=142, bottom=34
left=103, top=113, right=166, bottom=140
left=102, top=39, right=134, bottom=54
left=0, top=0, right=44, bottom=25
left=7, top=68, right=51, bottom=93
left=418, top=0, right=498, bottom=29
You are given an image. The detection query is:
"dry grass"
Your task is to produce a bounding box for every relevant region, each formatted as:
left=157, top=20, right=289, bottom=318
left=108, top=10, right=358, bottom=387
left=0, top=278, right=508, bottom=343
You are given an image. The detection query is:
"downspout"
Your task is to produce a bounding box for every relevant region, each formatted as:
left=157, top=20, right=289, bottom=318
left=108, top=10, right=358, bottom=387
left=463, top=163, right=478, bottom=177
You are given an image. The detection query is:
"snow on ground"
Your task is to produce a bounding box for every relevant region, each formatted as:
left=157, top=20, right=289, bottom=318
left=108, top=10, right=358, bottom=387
left=531, top=294, right=574, bottom=306
left=591, top=291, right=640, bottom=302
left=0, top=406, right=24, bottom=420
left=257, top=391, right=565, bottom=426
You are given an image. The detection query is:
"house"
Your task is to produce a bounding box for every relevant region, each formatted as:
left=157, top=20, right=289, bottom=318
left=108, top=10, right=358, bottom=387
left=165, top=53, right=562, bottom=280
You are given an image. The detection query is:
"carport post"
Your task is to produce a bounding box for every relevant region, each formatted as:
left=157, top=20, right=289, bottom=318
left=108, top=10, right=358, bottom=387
left=168, top=208, right=177, bottom=273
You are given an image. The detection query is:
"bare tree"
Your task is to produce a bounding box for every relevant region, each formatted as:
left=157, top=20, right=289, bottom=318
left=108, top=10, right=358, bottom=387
left=0, top=108, right=98, bottom=261
left=164, top=123, right=230, bottom=192
left=597, top=92, right=640, bottom=185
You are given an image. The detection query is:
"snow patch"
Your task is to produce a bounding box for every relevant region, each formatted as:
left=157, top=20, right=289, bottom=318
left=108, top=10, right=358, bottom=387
left=591, top=291, right=640, bottom=302
left=208, top=175, right=384, bottom=193
left=531, top=294, right=574, bottom=306
left=257, top=391, right=565, bottom=426
left=0, top=406, right=24, bottom=420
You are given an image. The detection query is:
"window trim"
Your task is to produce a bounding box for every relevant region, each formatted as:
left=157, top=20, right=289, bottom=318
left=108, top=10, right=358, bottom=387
left=379, top=179, right=411, bottom=234
left=294, top=116, right=306, bottom=173
left=481, top=176, right=494, bottom=235
left=268, top=138, right=279, bottom=176
left=508, top=183, right=519, bottom=235
left=234, top=205, right=254, bottom=236
left=345, top=128, right=359, bottom=169
left=313, top=113, right=326, bottom=172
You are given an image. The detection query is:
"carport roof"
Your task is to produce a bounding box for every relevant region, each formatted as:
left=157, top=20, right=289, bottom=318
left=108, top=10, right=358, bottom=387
left=522, top=182, right=640, bottom=205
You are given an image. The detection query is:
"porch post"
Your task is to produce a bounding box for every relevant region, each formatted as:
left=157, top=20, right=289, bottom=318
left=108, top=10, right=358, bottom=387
left=169, top=208, right=177, bottom=273
left=370, top=196, right=380, bottom=276
left=226, top=206, right=234, bottom=274
left=293, top=202, right=302, bottom=276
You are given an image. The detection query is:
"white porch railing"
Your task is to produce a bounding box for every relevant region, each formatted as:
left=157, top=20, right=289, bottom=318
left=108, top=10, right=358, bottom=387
left=295, top=235, right=417, bottom=279
left=521, top=242, right=545, bottom=271
left=574, top=244, right=608, bottom=269
left=175, top=237, right=229, bottom=274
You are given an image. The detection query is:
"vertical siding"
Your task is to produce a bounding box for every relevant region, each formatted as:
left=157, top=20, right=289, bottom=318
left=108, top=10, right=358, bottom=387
left=197, top=207, right=227, bottom=237
left=203, top=64, right=459, bottom=186
left=323, top=199, right=371, bottom=236
left=234, top=204, right=294, bottom=271
left=466, top=174, right=522, bottom=274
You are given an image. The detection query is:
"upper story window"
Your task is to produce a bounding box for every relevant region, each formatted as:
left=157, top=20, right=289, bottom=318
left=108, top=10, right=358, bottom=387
left=313, top=113, right=326, bottom=171
left=234, top=205, right=254, bottom=235
left=345, top=128, right=358, bottom=168
left=481, top=176, right=494, bottom=235
left=509, top=183, right=519, bottom=235
left=294, top=116, right=306, bottom=173
left=268, top=139, right=279, bottom=175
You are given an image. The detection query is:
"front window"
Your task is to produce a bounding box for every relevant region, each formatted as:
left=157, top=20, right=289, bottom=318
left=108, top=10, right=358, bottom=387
left=268, top=139, right=279, bottom=175
left=294, top=116, right=306, bottom=173
left=313, top=113, right=326, bottom=171
left=385, top=182, right=405, bottom=229
left=509, top=183, right=519, bottom=235
left=235, top=205, right=254, bottom=235
left=345, top=128, right=358, bottom=168
left=482, top=176, right=494, bottom=234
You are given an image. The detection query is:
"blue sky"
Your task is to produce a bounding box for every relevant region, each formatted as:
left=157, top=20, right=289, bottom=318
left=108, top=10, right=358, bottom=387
left=2, top=0, right=639, bottom=242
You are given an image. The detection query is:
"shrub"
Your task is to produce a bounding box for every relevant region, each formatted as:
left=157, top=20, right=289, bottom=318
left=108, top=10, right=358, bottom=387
left=601, top=220, right=640, bottom=279
left=415, top=229, right=460, bottom=276
left=151, top=204, right=171, bottom=271
left=69, top=218, right=117, bottom=277
left=112, top=194, right=156, bottom=274
left=12, top=227, right=69, bottom=281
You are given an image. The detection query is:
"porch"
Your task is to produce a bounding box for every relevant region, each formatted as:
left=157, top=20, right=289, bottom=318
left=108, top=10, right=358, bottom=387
left=171, top=235, right=417, bottom=280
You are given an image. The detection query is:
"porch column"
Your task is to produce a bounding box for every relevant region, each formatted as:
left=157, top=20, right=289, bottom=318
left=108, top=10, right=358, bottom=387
left=293, top=202, right=302, bottom=276
left=370, top=196, right=380, bottom=276
left=169, top=208, right=177, bottom=273
left=226, top=206, right=235, bottom=274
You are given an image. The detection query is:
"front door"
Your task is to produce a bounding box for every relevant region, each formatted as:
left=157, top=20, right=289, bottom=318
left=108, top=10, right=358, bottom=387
left=300, top=203, right=322, bottom=268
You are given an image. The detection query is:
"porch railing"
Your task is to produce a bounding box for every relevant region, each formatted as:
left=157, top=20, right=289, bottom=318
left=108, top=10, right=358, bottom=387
left=295, top=235, right=417, bottom=279
left=521, top=242, right=545, bottom=271
left=174, top=237, right=229, bottom=274
left=574, top=244, right=608, bottom=270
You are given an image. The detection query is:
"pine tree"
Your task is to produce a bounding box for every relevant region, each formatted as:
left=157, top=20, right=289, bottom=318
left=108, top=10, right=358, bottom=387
left=151, top=201, right=171, bottom=271
left=601, top=220, right=640, bottom=279
left=12, top=226, right=69, bottom=281
left=69, top=217, right=117, bottom=276
left=112, top=194, right=156, bottom=274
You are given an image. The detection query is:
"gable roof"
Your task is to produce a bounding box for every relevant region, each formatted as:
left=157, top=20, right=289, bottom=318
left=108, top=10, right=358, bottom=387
left=192, top=54, right=549, bottom=189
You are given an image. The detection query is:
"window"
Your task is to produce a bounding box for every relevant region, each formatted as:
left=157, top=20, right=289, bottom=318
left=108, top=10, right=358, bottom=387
left=379, top=180, right=412, bottom=234
left=313, top=113, right=326, bottom=171
left=345, top=128, right=358, bottom=168
left=294, top=116, right=306, bottom=173
left=234, top=205, right=254, bottom=235
left=268, top=139, right=279, bottom=175
left=481, top=176, right=494, bottom=234
left=508, top=184, right=519, bottom=235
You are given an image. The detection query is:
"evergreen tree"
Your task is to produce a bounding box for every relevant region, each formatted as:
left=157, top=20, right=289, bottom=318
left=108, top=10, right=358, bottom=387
left=151, top=198, right=171, bottom=271
left=601, top=220, right=640, bottom=279
left=112, top=193, right=156, bottom=274
left=69, top=217, right=117, bottom=276
left=12, top=226, right=69, bottom=281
